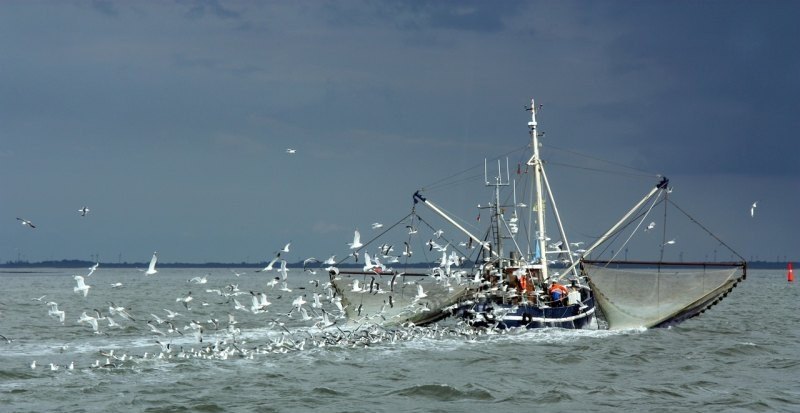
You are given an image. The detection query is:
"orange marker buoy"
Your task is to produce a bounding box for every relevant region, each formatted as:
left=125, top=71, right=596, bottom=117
left=789, top=262, right=795, bottom=282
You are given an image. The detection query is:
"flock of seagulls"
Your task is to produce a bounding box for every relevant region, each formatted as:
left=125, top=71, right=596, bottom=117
left=11, top=217, right=499, bottom=372
left=17, top=255, right=523, bottom=372
left=16, top=205, right=92, bottom=230
left=7, top=190, right=764, bottom=371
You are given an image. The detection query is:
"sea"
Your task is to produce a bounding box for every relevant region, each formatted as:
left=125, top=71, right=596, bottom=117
left=0, top=267, right=796, bottom=413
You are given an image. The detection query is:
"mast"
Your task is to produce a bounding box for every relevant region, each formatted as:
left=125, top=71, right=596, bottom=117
left=527, top=99, right=549, bottom=281
left=486, top=159, right=509, bottom=259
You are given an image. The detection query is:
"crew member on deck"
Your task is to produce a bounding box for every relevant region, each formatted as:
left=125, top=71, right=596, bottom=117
left=548, top=280, right=569, bottom=306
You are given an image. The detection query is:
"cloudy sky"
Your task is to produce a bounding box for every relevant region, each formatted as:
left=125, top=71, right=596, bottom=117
left=2, top=1, right=798, bottom=265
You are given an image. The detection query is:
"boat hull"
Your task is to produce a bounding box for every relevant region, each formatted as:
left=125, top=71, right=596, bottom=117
left=457, top=296, right=597, bottom=330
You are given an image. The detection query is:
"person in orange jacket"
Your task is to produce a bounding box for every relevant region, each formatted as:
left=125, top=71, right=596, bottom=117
left=548, top=280, right=569, bottom=306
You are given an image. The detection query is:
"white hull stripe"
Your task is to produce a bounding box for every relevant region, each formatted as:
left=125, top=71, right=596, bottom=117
left=500, top=306, right=596, bottom=323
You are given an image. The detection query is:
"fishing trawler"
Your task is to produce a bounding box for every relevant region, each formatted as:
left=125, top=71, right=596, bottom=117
left=329, top=99, right=746, bottom=330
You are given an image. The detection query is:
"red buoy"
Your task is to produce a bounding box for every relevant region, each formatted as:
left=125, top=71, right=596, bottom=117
left=789, top=262, right=795, bottom=282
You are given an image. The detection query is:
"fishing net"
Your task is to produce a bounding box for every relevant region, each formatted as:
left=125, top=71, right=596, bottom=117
left=332, top=274, right=473, bottom=326
left=582, top=261, right=746, bottom=329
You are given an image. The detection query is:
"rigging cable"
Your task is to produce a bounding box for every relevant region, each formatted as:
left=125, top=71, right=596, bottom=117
left=666, top=198, right=746, bottom=262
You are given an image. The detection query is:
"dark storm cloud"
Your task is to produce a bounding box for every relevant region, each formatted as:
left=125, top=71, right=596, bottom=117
left=183, top=0, right=242, bottom=20
left=0, top=1, right=797, bottom=263
left=91, top=0, right=119, bottom=17
left=550, top=2, right=800, bottom=177
left=321, top=0, right=523, bottom=32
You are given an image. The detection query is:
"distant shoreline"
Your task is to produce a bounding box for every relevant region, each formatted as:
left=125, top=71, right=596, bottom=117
left=0, top=259, right=792, bottom=270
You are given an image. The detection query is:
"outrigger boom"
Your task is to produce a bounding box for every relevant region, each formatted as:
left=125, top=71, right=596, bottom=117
left=413, top=191, right=498, bottom=258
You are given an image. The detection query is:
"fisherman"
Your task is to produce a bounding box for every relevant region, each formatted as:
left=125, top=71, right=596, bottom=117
left=548, top=280, right=569, bottom=306
left=567, top=279, right=582, bottom=305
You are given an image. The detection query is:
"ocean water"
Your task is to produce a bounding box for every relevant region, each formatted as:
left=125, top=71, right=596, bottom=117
left=0, top=267, right=796, bottom=413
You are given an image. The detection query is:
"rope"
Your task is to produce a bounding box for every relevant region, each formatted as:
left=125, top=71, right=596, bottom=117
left=605, top=189, right=665, bottom=266
left=666, top=198, right=746, bottom=262
left=545, top=143, right=659, bottom=178
left=418, top=144, right=529, bottom=191
left=335, top=212, right=413, bottom=267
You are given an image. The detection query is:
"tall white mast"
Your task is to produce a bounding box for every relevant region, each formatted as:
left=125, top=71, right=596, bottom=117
left=527, top=99, right=549, bottom=281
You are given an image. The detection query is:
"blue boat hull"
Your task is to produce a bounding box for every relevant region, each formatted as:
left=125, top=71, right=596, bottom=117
left=457, top=296, right=597, bottom=330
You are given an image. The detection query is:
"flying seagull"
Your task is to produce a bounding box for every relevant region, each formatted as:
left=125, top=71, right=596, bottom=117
left=78, top=206, right=90, bottom=217
left=257, top=256, right=279, bottom=272
left=286, top=148, right=297, bottom=154
left=145, top=252, right=158, bottom=275
left=87, top=262, right=99, bottom=277
left=348, top=230, right=363, bottom=249
left=16, top=218, right=35, bottom=228
left=73, top=275, right=91, bottom=297
left=750, top=201, right=758, bottom=217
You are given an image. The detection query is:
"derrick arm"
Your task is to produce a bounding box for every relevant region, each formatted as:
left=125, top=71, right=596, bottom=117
left=413, top=191, right=498, bottom=258
left=558, top=177, right=669, bottom=279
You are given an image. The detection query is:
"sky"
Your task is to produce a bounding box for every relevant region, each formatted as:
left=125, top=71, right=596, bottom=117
left=1, top=0, right=798, bottom=265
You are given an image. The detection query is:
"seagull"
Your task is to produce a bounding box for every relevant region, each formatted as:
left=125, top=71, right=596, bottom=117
left=31, top=294, right=47, bottom=301
left=110, top=282, right=123, bottom=288
left=77, top=311, right=100, bottom=333
left=750, top=201, right=758, bottom=217
left=311, top=293, right=323, bottom=309
left=402, top=241, right=413, bottom=257
left=16, top=218, right=35, bottom=228
left=433, top=229, right=444, bottom=238
left=371, top=222, right=383, bottom=229
left=278, top=260, right=289, bottom=280
left=379, top=244, right=393, bottom=255
left=87, top=262, right=99, bottom=277
left=163, top=309, right=182, bottom=319
left=285, top=148, right=297, bottom=154
left=73, top=275, right=91, bottom=297
left=257, top=256, right=279, bottom=272
left=147, top=320, right=166, bottom=336
left=662, top=239, right=676, bottom=246
left=144, top=252, right=158, bottom=275
left=415, top=284, right=428, bottom=300
left=351, top=279, right=363, bottom=293
left=108, top=302, right=136, bottom=322
left=176, top=292, right=193, bottom=310
left=78, top=206, right=90, bottom=217
left=348, top=230, right=363, bottom=249
left=188, top=274, right=209, bottom=284
left=47, top=302, right=65, bottom=324
left=323, top=255, right=336, bottom=265
left=645, top=221, right=656, bottom=232
left=278, top=242, right=291, bottom=254
left=291, top=295, right=307, bottom=309
left=249, top=291, right=271, bottom=313
left=302, top=257, right=320, bottom=274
